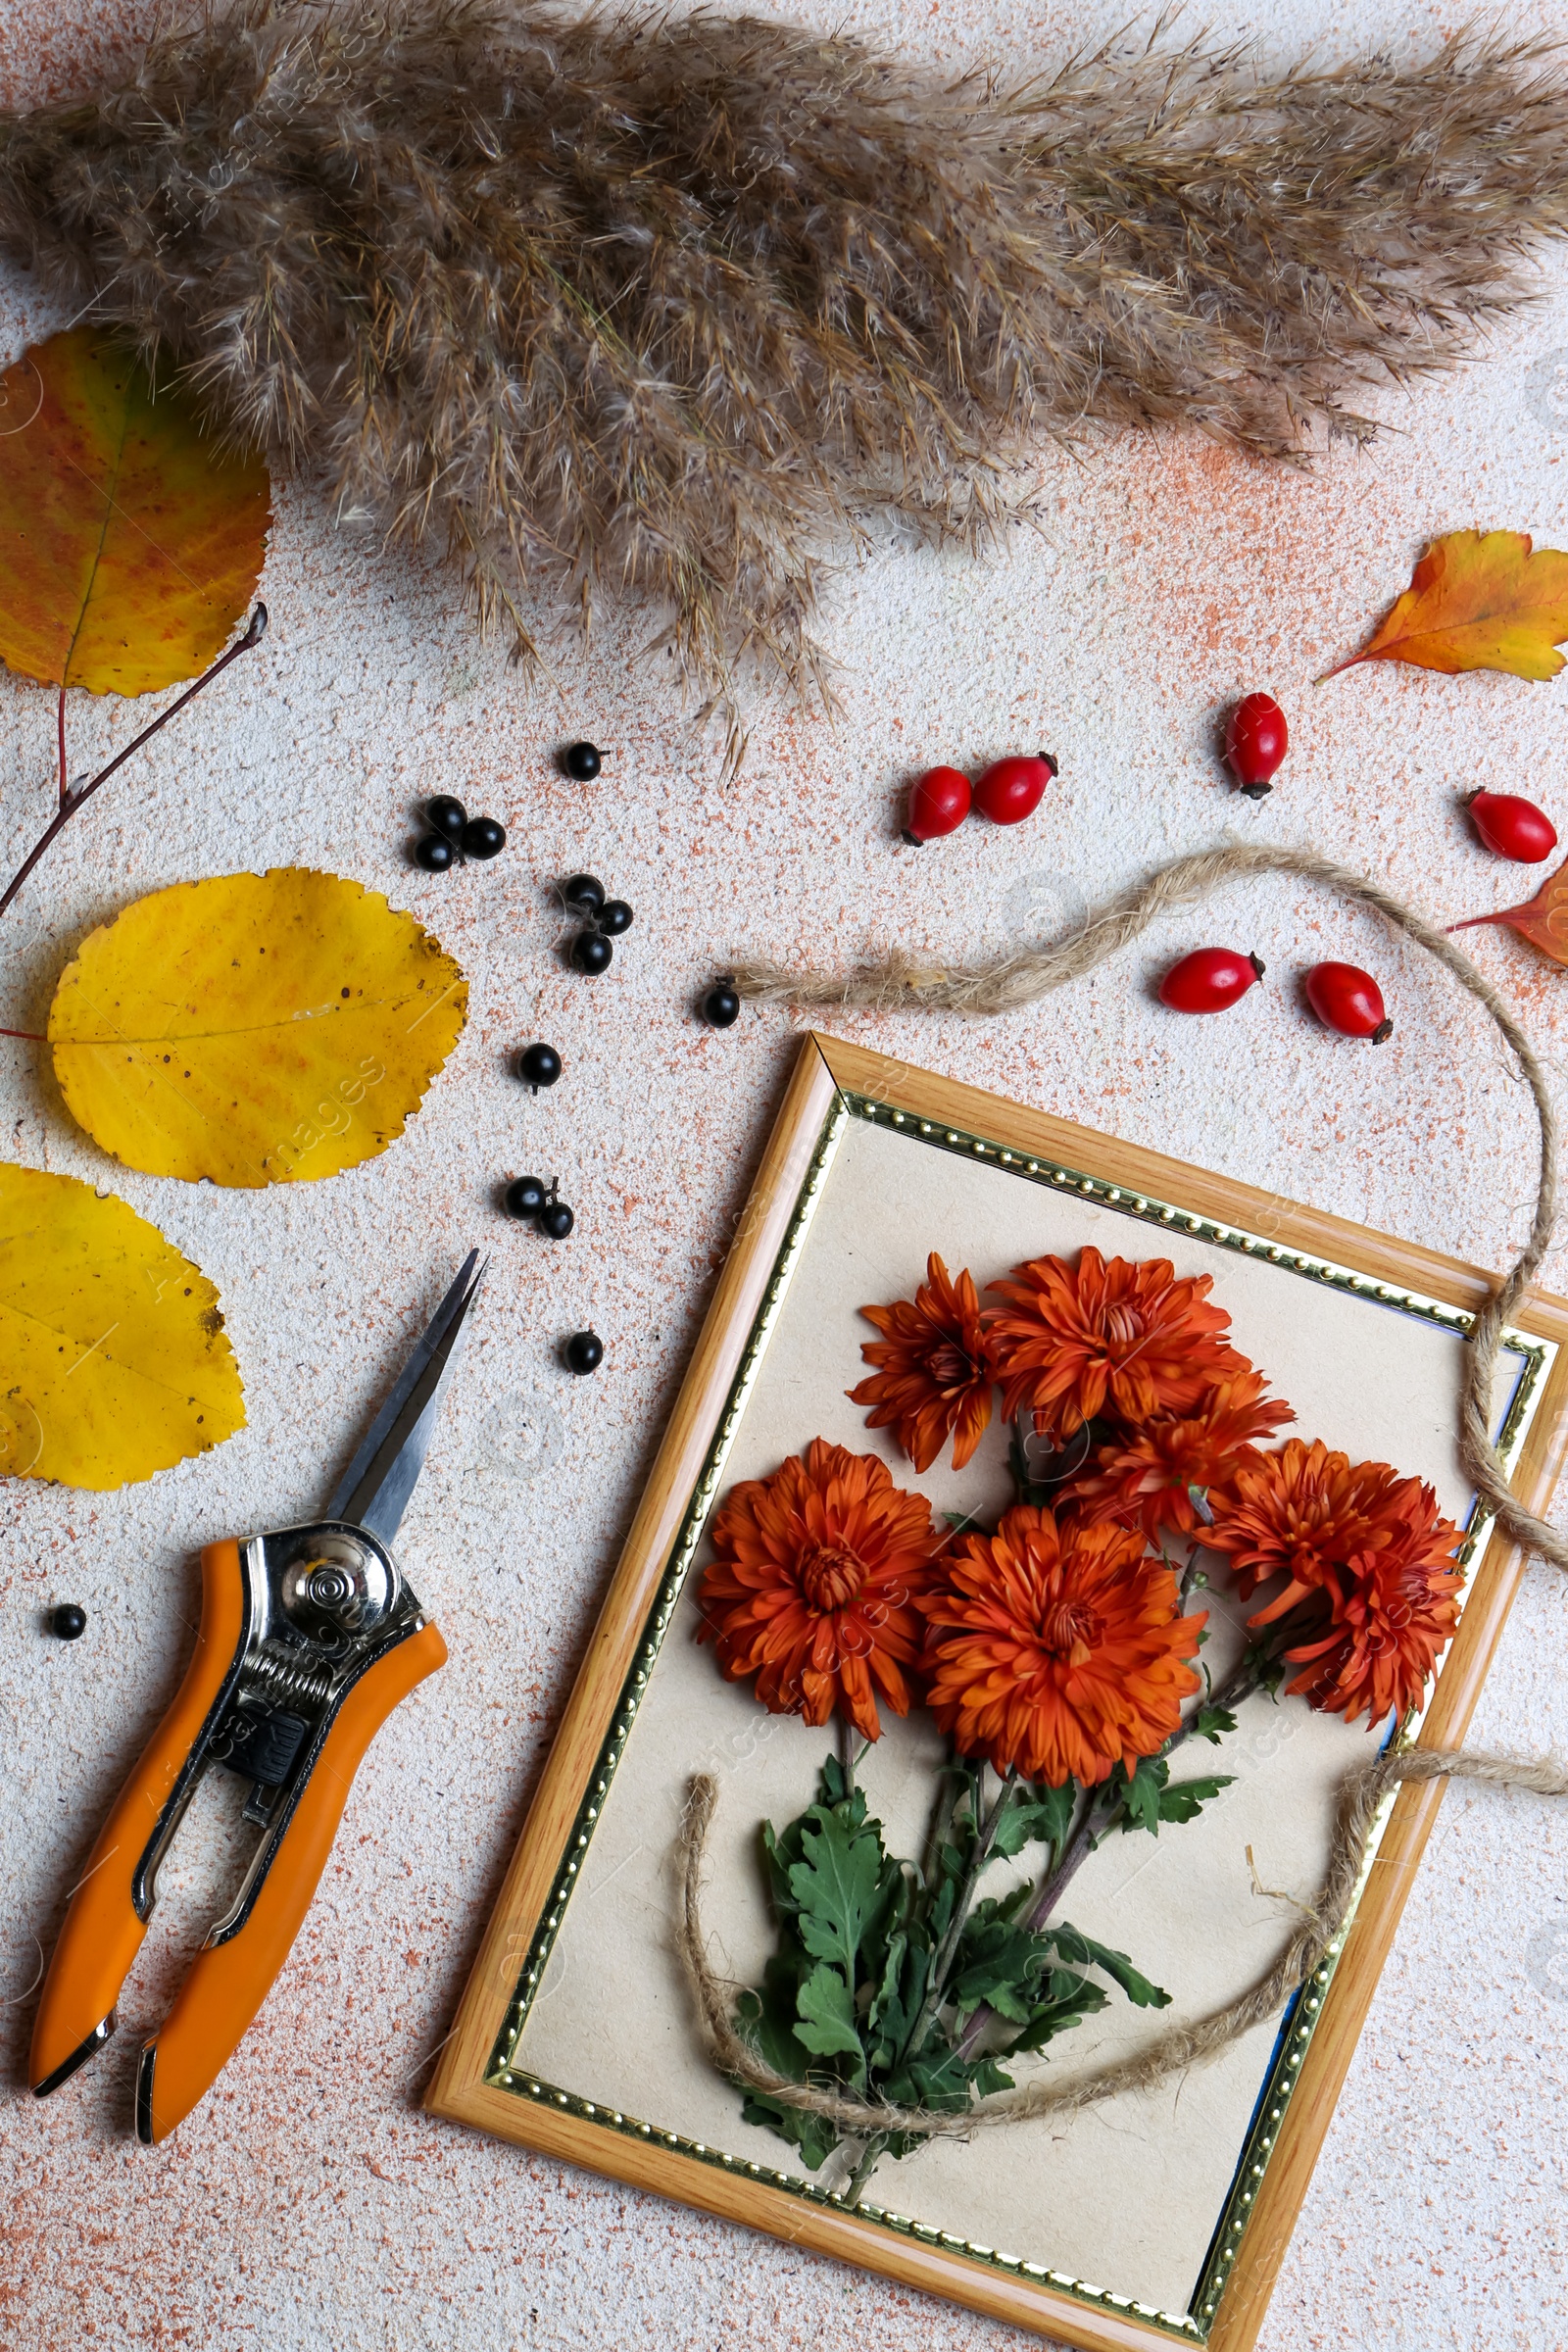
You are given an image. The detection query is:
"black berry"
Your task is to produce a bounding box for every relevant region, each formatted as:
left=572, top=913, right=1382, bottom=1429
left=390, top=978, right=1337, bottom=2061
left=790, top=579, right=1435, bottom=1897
left=505, top=1175, right=548, bottom=1220
left=517, top=1043, right=563, bottom=1092
left=703, top=983, right=741, bottom=1028
left=51, top=1603, right=87, bottom=1641
left=563, top=742, right=602, bottom=782
left=560, top=872, right=607, bottom=917
left=596, top=899, right=634, bottom=938
left=539, top=1200, right=575, bottom=1240
left=414, top=834, right=455, bottom=872
left=426, top=795, right=467, bottom=842
left=564, top=1330, right=603, bottom=1375
left=463, top=815, right=506, bottom=859
left=571, top=931, right=613, bottom=976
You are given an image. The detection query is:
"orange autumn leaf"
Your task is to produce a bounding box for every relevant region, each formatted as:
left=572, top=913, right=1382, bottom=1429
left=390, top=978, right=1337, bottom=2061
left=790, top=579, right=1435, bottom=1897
left=1323, top=529, right=1568, bottom=683
left=0, top=327, right=270, bottom=696
left=1448, top=854, right=1568, bottom=964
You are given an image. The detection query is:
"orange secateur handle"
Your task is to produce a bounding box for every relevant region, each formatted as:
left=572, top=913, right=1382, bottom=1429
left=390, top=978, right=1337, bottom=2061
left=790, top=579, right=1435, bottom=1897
left=29, top=1539, right=446, bottom=2137
left=138, top=1606, right=446, bottom=2143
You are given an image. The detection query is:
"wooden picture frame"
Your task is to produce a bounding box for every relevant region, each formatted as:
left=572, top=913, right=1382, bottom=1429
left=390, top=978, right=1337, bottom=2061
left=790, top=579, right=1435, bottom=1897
left=428, top=1032, right=1568, bottom=2349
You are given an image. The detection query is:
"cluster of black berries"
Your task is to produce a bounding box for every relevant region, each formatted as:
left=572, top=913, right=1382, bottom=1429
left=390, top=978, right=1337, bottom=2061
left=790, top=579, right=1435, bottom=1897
left=414, top=795, right=506, bottom=871
left=561, top=872, right=633, bottom=974
left=503, top=1172, right=574, bottom=1240
left=412, top=735, right=747, bottom=1391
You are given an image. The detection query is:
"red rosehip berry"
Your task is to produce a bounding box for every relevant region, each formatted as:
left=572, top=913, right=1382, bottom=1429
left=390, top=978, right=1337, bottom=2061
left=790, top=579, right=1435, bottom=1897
left=1225, top=694, right=1289, bottom=799
left=903, top=764, right=972, bottom=845
left=1466, top=789, right=1558, bottom=864
left=1304, top=960, right=1392, bottom=1043
left=972, top=752, right=1058, bottom=826
left=1158, top=948, right=1265, bottom=1014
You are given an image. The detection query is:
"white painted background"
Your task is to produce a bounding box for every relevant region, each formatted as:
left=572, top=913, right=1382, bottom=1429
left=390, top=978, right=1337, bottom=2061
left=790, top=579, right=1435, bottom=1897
left=1, top=3, right=1566, bottom=2347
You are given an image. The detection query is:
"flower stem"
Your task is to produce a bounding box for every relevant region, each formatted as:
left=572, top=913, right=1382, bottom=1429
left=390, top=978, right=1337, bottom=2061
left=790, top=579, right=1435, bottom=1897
left=842, top=2132, right=889, bottom=2207
left=956, top=1658, right=1265, bottom=2062
left=839, top=1714, right=858, bottom=1799
left=899, top=1768, right=1015, bottom=2071
left=1027, top=1656, right=1261, bottom=1934
left=841, top=1767, right=1017, bottom=2209
left=0, top=607, right=268, bottom=925
left=1008, top=1411, right=1091, bottom=1506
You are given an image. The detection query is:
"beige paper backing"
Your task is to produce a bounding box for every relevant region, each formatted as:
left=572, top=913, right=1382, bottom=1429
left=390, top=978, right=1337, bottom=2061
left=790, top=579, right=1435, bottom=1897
left=513, top=1112, right=1507, bottom=2319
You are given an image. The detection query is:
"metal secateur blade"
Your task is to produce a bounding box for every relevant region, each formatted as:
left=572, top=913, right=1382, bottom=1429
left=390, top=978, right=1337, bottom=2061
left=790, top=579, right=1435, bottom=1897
left=28, top=1252, right=484, bottom=2143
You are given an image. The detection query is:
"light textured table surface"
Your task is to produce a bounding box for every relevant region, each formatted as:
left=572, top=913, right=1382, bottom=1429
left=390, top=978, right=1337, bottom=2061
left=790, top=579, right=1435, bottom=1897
left=2, top=3, right=1567, bottom=2347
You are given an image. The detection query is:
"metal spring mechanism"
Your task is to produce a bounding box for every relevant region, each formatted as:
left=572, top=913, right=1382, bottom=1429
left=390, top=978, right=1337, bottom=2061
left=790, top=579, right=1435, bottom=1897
left=241, top=1643, right=336, bottom=1711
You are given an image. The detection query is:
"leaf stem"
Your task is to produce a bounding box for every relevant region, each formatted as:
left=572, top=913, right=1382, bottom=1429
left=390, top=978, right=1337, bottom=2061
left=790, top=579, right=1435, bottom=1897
left=0, top=606, right=269, bottom=925
left=1446, top=907, right=1528, bottom=935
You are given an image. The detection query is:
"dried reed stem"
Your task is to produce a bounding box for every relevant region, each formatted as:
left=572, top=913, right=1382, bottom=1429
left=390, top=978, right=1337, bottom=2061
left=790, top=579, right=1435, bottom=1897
left=3, top=8, right=1566, bottom=751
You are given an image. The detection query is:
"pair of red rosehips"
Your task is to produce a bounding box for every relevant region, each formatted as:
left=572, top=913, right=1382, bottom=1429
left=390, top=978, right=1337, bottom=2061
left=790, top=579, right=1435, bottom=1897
left=1159, top=950, right=1391, bottom=1042
left=1225, top=697, right=1560, bottom=866
left=904, top=753, right=1058, bottom=843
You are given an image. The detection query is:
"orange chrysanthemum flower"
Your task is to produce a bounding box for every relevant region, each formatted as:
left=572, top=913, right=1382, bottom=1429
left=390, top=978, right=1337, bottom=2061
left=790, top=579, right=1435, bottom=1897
left=1269, top=1531, right=1463, bottom=1723
left=696, top=1439, right=943, bottom=1741
left=1208, top=1446, right=1463, bottom=1724
left=1061, top=1369, right=1295, bottom=1544
left=917, top=1504, right=1206, bottom=1786
left=849, top=1251, right=995, bottom=1473
left=985, top=1246, right=1250, bottom=1437
left=1203, top=1437, right=1388, bottom=1602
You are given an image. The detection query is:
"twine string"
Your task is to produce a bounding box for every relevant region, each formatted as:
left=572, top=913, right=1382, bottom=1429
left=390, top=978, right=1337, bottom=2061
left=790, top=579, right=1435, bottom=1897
left=669, top=844, right=1568, bottom=2135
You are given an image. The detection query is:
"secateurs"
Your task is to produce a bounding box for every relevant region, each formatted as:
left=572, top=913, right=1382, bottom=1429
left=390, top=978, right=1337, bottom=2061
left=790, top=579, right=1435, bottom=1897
left=29, top=1251, right=483, bottom=2143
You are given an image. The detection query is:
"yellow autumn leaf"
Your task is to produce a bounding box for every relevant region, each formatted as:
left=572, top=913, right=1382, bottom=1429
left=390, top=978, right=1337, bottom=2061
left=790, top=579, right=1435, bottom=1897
left=0, top=1161, right=244, bottom=1490
left=48, top=870, right=467, bottom=1187
left=1323, top=528, right=1568, bottom=682
left=0, top=326, right=270, bottom=696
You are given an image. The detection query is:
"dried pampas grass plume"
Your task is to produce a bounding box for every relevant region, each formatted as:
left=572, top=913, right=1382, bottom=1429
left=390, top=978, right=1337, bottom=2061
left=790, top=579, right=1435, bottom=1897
left=2, top=4, right=1566, bottom=758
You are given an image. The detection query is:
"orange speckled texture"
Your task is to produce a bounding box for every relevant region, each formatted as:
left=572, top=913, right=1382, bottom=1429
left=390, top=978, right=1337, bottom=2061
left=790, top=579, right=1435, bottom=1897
left=3, top=3, right=1568, bottom=2348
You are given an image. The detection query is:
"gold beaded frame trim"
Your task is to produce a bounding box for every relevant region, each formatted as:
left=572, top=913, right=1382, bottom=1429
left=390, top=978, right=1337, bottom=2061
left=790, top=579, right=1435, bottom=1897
left=483, top=1082, right=1554, bottom=2344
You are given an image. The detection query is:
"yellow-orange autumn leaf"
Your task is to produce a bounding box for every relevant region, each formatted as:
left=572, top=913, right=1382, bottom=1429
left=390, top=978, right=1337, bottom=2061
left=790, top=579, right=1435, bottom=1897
left=0, top=326, right=269, bottom=696
left=48, top=870, right=467, bottom=1187
left=1450, top=856, right=1568, bottom=965
left=1324, top=529, right=1568, bottom=682
left=0, top=1161, right=244, bottom=1489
